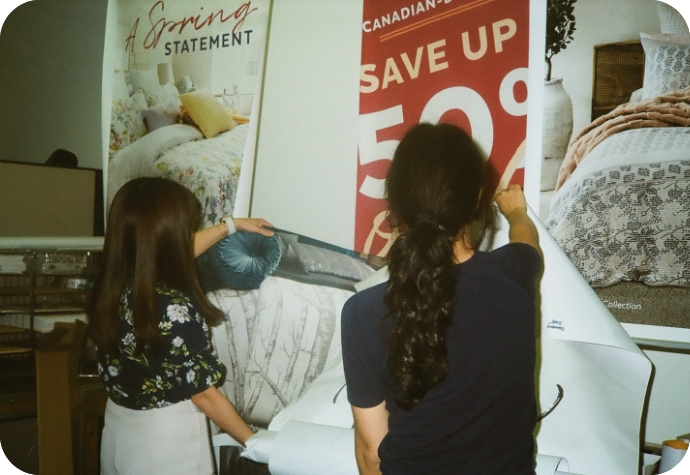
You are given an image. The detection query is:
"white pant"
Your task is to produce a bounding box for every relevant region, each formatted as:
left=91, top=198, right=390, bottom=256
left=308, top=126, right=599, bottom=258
left=100, top=398, right=214, bottom=475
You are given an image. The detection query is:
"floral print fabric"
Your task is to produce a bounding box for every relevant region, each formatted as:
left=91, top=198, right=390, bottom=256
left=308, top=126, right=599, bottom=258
left=152, top=124, right=246, bottom=227
left=547, top=128, right=690, bottom=287
left=109, top=91, right=148, bottom=158
left=97, top=286, right=225, bottom=410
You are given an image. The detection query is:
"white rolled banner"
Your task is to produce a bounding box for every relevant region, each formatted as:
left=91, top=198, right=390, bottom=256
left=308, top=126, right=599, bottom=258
left=237, top=421, right=578, bottom=475
left=659, top=439, right=689, bottom=474
left=241, top=430, right=277, bottom=465
left=268, top=421, right=357, bottom=475
left=536, top=454, right=569, bottom=475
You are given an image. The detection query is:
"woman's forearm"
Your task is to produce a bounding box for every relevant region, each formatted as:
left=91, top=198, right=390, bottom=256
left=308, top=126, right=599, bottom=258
left=190, top=386, right=254, bottom=445
left=494, top=184, right=541, bottom=257
left=505, top=208, right=541, bottom=257
left=193, top=217, right=275, bottom=258
left=355, top=439, right=382, bottom=475
left=351, top=403, right=388, bottom=475
left=194, top=223, right=230, bottom=257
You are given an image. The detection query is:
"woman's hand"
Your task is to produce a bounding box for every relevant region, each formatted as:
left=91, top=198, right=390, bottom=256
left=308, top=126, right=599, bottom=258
left=493, top=184, right=541, bottom=257
left=233, top=218, right=275, bottom=237
left=193, top=217, right=275, bottom=257
left=494, top=184, right=527, bottom=218
left=191, top=386, right=254, bottom=446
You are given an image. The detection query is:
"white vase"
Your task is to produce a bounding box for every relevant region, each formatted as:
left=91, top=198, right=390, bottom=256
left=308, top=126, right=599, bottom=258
left=541, top=78, right=573, bottom=191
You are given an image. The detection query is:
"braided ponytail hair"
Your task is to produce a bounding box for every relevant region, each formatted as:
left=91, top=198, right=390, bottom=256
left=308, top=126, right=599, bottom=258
left=384, top=122, right=494, bottom=410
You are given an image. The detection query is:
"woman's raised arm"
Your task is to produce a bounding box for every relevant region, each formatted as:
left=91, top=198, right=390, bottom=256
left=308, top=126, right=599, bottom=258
left=193, top=217, right=274, bottom=257
left=494, top=184, right=541, bottom=258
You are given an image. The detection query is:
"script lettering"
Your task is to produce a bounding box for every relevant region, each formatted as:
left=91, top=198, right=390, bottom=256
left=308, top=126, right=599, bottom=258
left=127, top=1, right=258, bottom=50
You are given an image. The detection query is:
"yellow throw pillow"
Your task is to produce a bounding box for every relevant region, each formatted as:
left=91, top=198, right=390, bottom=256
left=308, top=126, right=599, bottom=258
left=179, top=91, right=235, bottom=138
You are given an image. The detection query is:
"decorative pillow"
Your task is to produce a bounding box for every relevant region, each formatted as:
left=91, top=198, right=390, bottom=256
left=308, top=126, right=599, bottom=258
left=162, top=82, right=179, bottom=97
left=640, top=32, right=690, bottom=99
left=176, top=75, right=197, bottom=94
left=179, top=90, right=235, bottom=138
left=272, top=230, right=375, bottom=291
left=129, top=67, right=161, bottom=96
left=144, top=82, right=180, bottom=107
left=294, top=242, right=374, bottom=281
left=130, top=89, right=148, bottom=110
left=196, top=231, right=282, bottom=292
left=109, top=95, right=147, bottom=156
left=629, top=87, right=644, bottom=102
left=657, top=2, right=689, bottom=34
left=142, top=96, right=181, bottom=132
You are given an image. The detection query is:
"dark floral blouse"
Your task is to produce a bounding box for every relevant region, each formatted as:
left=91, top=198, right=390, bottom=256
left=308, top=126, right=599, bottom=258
left=96, top=286, right=225, bottom=410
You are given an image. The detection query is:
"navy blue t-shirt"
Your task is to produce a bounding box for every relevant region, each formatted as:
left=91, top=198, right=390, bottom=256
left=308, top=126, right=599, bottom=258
left=342, top=243, right=541, bottom=475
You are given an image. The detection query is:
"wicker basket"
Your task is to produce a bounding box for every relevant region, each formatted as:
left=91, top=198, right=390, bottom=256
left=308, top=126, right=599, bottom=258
left=591, top=41, right=645, bottom=121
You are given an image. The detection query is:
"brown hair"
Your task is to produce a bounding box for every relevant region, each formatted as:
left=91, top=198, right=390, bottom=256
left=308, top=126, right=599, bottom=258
left=88, top=177, right=224, bottom=355
left=384, top=122, right=495, bottom=410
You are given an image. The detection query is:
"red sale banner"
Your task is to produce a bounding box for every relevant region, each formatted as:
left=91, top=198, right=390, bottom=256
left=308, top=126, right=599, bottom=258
left=356, top=0, right=530, bottom=256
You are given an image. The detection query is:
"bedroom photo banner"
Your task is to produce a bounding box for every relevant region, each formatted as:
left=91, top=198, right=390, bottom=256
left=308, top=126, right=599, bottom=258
left=356, top=0, right=530, bottom=256
left=104, top=0, right=270, bottom=227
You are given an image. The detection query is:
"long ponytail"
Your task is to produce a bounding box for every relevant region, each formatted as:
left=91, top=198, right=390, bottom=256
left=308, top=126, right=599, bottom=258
left=384, top=122, right=494, bottom=410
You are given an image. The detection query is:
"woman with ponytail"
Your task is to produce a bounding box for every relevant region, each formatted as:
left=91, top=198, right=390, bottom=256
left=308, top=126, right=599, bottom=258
left=342, top=122, right=542, bottom=475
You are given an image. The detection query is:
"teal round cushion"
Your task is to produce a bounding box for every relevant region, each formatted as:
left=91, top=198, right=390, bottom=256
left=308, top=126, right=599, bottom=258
left=196, top=231, right=281, bottom=291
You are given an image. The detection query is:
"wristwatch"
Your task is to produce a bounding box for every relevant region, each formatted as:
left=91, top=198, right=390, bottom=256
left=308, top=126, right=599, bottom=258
left=221, top=216, right=236, bottom=237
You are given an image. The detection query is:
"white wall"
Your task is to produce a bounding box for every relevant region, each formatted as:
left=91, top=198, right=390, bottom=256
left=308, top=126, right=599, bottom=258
left=0, top=0, right=107, bottom=169
left=551, top=0, right=660, bottom=136
left=249, top=0, right=362, bottom=249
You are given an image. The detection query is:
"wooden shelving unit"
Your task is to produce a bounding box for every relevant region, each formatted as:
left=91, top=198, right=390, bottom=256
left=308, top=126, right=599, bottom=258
left=0, top=237, right=103, bottom=360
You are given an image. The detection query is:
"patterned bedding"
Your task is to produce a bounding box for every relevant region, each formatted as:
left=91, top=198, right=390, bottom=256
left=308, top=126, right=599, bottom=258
left=554, top=87, right=690, bottom=191
left=546, top=126, right=690, bottom=287
left=107, top=123, right=248, bottom=227
left=208, top=277, right=354, bottom=428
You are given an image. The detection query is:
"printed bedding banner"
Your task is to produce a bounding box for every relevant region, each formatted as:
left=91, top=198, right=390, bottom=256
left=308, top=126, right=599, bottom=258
left=105, top=0, right=270, bottom=226
left=356, top=0, right=530, bottom=256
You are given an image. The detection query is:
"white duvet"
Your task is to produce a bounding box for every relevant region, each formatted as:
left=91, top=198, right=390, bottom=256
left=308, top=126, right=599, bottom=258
left=547, top=127, right=690, bottom=287
left=107, top=123, right=248, bottom=226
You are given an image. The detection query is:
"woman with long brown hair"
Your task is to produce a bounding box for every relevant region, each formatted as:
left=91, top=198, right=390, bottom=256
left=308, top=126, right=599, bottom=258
left=88, top=177, right=273, bottom=475
left=342, top=122, right=542, bottom=475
